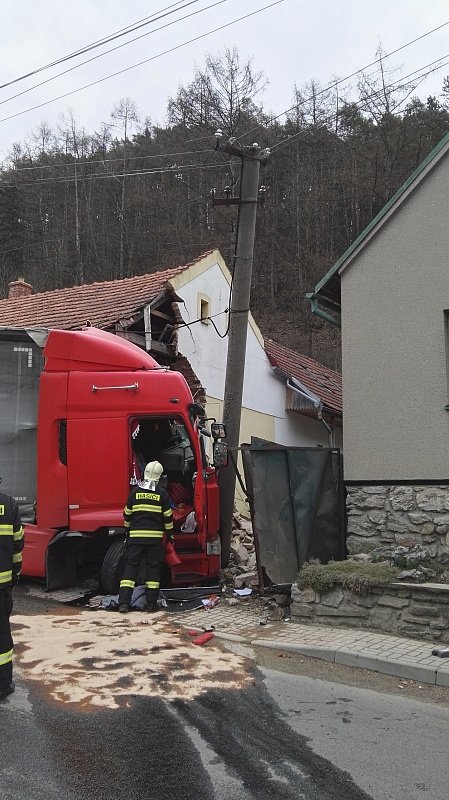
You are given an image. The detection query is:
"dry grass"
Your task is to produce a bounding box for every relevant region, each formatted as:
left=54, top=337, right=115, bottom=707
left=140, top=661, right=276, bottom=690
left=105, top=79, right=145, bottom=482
left=297, top=559, right=400, bottom=596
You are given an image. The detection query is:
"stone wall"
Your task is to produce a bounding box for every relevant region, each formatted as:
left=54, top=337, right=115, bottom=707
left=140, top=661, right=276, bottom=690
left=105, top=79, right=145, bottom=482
left=291, top=582, right=449, bottom=642
left=346, top=485, right=449, bottom=563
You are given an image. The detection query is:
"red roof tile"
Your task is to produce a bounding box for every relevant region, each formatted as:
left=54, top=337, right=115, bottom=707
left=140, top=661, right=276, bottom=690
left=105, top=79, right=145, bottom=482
left=0, top=255, right=214, bottom=329
left=264, top=338, right=342, bottom=415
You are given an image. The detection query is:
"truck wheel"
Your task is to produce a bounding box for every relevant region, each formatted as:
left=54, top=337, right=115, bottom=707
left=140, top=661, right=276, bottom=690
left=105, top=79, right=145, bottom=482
left=101, top=538, right=127, bottom=594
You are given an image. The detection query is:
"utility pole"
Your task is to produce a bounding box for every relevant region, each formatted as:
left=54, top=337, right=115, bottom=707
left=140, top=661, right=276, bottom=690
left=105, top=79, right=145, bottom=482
left=212, top=132, right=269, bottom=565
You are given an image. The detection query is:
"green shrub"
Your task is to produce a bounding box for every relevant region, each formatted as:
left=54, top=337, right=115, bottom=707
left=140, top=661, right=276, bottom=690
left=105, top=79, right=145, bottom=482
left=297, top=559, right=400, bottom=596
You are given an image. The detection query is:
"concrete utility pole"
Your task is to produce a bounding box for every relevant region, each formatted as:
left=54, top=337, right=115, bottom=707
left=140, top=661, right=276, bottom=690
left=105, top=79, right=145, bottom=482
left=213, top=134, right=269, bottom=565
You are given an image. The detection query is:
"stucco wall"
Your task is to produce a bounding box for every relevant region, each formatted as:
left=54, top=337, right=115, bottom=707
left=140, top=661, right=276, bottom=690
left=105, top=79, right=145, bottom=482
left=341, top=156, right=449, bottom=481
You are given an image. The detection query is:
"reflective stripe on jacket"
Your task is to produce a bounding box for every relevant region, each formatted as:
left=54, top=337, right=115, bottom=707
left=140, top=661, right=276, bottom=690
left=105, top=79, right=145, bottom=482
left=123, top=483, right=173, bottom=543
left=0, top=492, right=24, bottom=588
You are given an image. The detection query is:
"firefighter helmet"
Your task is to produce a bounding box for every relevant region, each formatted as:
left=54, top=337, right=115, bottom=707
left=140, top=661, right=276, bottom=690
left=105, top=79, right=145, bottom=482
left=144, top=461, right=163, bottom=483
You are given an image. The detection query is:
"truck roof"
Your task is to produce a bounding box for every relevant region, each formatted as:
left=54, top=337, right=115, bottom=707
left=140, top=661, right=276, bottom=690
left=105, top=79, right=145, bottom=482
left=43, top=327, right=161, bottom=372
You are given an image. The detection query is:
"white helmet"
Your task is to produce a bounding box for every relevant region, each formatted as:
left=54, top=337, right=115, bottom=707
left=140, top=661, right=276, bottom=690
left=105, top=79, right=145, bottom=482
left=144, top=461, right=163, bottom=483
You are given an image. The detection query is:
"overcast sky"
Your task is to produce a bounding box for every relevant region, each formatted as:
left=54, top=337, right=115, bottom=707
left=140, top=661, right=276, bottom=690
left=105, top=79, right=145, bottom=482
left=1, top=0, right=449, bottom=160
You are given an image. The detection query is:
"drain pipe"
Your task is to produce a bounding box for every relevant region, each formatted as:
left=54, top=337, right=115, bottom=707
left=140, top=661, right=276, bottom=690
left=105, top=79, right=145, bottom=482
left=317, top=409, right=334, bottom=448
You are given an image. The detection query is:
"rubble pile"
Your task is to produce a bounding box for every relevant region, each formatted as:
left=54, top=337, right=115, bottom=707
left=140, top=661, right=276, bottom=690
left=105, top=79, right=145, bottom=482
left=220, top=512, right=258, bottom=590
left=217, top=513, right=290, bottom=618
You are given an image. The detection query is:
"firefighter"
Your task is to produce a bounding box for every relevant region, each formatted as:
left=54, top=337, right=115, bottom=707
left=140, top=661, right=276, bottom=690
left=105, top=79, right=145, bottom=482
left=0, top=489, right=24, bottom=701
left=118, top=461, right=173, bottom=613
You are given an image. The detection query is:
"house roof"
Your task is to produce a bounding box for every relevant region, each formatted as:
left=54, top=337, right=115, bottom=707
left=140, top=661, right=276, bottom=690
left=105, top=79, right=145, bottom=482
left=264, top=338, right=342, bottom=415
left=0, top=256, right=216, bottom=329
left=306, top=131, right=449, bottom=326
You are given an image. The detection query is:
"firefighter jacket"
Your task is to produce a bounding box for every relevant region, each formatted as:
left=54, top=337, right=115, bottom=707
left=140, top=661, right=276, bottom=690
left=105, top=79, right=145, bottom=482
left=0, top=491, right=24, bottom=589
left=123, top=482, right=173, bottom=544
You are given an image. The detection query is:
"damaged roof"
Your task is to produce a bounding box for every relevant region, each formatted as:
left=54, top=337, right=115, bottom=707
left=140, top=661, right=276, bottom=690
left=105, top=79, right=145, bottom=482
left=264, top=338, right=342, bottom=415
left=0, top=256, right=216, bottom=329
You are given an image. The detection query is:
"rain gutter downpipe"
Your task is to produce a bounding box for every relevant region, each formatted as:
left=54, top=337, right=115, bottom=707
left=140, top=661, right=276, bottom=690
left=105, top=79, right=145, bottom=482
left=317, top=409, right=334, bottom=448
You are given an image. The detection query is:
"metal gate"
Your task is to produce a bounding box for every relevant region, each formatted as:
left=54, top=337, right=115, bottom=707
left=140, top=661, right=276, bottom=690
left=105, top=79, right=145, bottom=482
left=241, top=439, right=345, bottom=586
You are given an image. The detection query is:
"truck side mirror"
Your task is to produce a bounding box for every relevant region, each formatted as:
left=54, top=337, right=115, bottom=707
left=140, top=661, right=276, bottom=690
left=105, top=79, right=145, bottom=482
left=211, top=422, right=226, bottom=440
left=212, top=440, right=228, bottom=468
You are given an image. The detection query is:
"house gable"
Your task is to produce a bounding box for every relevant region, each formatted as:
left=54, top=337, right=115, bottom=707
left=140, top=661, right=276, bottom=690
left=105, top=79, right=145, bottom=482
left=169, top=249, right=265, bottom=348
left=307, top=131, right=449, bottom=327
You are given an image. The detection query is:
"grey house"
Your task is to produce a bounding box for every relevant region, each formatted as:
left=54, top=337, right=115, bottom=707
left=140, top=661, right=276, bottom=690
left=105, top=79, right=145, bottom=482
left=307, top=131, right=449, bottom=560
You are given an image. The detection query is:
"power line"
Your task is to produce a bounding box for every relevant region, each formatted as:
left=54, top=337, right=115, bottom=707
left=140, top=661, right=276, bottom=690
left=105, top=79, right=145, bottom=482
left=239, top=18, right=449, bottom=142
left=0, top=1, right=201, bottom=90
left=8, top=50, right=449, bottom=188
left=6, top=149, right=212, bottom=173
left=269, top=53, right=449, bottom=155
left=0, top=1, right=286, bottom=126
left=15, top=161, right=230, bottom=188
left=264, top=92, right=449, bottom=195
left=0, top=0, right=231, bottom=108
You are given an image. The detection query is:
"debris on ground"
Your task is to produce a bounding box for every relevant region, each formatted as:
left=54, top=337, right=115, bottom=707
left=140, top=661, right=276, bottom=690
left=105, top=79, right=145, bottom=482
left=217, top=511, right=292, bottom=623
left=432, top=647, right=449, bottom=657
left=191, top=631, right=215, bottom=646
left=21, top=509, right=291, bottom=626
left=201, top=594, right=220, bottom=610
left=221, top=513, right=258, bottom=585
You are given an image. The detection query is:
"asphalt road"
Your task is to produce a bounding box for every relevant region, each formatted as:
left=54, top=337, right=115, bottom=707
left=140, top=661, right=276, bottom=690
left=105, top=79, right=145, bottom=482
left=2, top=587, right=449, bottom=800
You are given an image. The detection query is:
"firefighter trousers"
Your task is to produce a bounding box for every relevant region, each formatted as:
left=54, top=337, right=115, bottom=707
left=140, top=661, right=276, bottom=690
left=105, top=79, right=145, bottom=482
left=118, top=540, right=163, bottom=607
left=0, top=588, right=13, bottom=691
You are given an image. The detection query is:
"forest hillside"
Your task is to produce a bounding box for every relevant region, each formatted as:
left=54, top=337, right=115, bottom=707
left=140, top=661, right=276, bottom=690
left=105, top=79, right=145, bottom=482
left=1, top=49, right=449, bottom=369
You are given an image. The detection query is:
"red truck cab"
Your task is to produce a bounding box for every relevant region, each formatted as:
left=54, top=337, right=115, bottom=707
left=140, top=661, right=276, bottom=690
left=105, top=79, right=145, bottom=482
left=22, top=327, right=225, bottom=590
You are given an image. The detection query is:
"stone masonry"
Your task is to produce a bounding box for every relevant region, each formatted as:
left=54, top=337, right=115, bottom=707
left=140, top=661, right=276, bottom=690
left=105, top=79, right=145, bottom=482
left=291, top=581, right=449, bottom=643
left=346, top=485, right=449, bottom=563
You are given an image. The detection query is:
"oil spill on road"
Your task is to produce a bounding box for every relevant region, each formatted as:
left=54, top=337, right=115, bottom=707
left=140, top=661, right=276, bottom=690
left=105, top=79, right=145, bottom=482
left=12, top=609, right=253, bottom=709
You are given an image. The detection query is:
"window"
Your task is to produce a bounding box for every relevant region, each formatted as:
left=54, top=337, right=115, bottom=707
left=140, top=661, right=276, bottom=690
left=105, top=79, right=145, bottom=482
left=198, top=293, right=211, bottom=324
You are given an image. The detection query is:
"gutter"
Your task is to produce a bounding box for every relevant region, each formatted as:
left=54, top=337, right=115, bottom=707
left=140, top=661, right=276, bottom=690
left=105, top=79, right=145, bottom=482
left=286, top=378, right=335, bottom=447
left=306, top=295, right=341, bottom=328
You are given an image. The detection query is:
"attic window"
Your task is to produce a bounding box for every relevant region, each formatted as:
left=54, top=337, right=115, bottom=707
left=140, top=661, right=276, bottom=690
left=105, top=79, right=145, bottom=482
left=198, top=293, right=211, bottom=324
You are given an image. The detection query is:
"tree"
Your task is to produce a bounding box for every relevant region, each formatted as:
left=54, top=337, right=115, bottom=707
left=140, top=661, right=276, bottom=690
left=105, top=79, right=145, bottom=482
left=167, top=47, right=266, bottom=138
left=0, top=182, right=24, bottom=296
left=110, top=98, right=140, bottom=278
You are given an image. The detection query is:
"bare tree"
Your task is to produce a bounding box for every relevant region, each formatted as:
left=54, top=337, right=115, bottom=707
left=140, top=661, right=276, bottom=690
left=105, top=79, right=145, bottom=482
left=110, top=98, right=139, bottom=278
left=167, top=47, right=267, bottom=137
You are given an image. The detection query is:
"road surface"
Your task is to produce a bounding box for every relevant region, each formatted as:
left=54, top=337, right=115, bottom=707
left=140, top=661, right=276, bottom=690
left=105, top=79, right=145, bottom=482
left=1, top=587, right=447, bottom=800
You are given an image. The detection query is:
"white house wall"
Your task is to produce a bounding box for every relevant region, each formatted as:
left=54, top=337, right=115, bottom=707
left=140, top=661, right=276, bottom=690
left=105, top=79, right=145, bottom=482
left=274, top=409, right=337, bottom=448
left=172, top=256, right=332, bottom=450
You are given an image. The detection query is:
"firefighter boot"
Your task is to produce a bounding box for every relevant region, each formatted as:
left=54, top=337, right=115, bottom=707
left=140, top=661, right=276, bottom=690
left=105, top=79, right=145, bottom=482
left=146, top=589, right=159, bottom=613
left=0, top=682, right=15, bottom=701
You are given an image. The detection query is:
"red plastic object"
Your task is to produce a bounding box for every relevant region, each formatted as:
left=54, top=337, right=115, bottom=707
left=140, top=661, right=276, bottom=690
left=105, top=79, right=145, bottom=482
left=192, top=632, right=214, bottom=646
left=165, top=540, right=182, bottom=567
